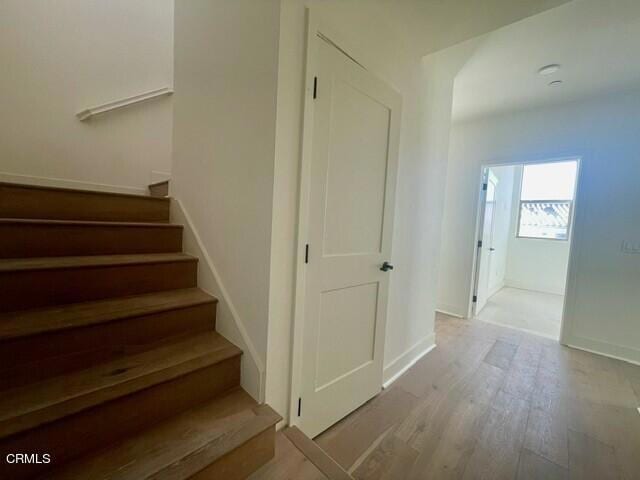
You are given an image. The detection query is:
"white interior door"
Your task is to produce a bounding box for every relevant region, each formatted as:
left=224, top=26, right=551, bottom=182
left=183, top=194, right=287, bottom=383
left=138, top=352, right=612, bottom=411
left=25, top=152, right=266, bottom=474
left=299, top=38, right=401, bottom=438
left=475, top=172, right=498, bottom=313
left=487, top=173, right=503, bottom=295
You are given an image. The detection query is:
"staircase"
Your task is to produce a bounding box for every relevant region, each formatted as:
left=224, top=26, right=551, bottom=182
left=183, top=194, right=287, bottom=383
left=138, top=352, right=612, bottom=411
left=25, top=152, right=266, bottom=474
left=0, top=182, right=280, bottom=479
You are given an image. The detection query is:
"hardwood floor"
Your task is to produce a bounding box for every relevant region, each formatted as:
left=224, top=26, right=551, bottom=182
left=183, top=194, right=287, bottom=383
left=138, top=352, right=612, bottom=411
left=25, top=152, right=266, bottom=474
left=249, top=431, right=329, bottom=480
left=250, top=427, right=353, bottom=480
left=311, top=314, right=640, bottom=480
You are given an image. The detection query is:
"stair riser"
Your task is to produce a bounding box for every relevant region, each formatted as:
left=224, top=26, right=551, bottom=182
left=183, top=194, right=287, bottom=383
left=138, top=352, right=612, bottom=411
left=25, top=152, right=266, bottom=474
left=149, top=181, right=169, bottom=198
left=0, top=223, right=183, bottom=258
left=0, top=261, right=198, bottom=312
left=0, top=183, right=170, bottom=223
left=191, top=427, right=275, bottom=480
left=0, top=303, right=216, bottom=390
left=0, top=356, right=241, bottom=479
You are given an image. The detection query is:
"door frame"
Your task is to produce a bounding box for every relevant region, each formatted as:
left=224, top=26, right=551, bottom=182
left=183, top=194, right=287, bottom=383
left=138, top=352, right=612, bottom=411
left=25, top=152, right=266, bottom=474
left=471, top=168, right=499, bottom=316
left=468, top=153, right=585, bottom=346
left=288, top=9, right=400, bottom=428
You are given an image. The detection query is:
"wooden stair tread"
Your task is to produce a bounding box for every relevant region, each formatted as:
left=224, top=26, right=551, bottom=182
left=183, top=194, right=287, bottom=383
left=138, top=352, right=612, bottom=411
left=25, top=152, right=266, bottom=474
left=0, top=219, right=185, bottom=259
left=0, top=182, right=170, bottom=223
left=0, top=218, right=182, bottom=228
left=0, top=332, right=241, bottom=438
left=0, top=181, right=170, bottom=202
left=0, top=253, right=196, bottom=272
left=47, top=389, right=281, bottom=480
left=0, top=182, right=279, bottom=479
left=0, top=288, right=216, bottom=341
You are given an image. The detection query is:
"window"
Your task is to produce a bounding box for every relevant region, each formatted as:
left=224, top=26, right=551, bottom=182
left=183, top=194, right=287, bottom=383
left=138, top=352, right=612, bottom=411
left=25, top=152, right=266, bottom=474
left=517, top=160, right=577, bottom=240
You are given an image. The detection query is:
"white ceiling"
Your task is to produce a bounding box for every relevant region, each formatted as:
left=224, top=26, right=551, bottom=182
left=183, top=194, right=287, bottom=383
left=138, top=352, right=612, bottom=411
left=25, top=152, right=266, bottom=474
left=378, top=0, right=572, bottom=57
left=452, top=0, right=640, bottom=122
left=314, top=0, right=571, bottom=60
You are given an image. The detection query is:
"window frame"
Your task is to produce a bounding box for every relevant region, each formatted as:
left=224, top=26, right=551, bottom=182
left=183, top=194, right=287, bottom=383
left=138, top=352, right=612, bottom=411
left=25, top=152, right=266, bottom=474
left=515, top=199, right=574, bottom=241
left=515, top=163, right=576, bottom=241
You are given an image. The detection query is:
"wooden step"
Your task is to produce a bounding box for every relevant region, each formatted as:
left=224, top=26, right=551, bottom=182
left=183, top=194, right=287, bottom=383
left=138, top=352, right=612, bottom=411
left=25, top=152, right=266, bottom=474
left=45, top=389, right=281, bottom=480
left=0, top=182, right=170, bottom=223
left=149, top=179, right=169, bottom=198
left=0, top=289, right=217, bottom=390
left=0, top=332, right=240, bottom=437
left=0, top=253, right=198, bottom=312
left=0, top=218, right=183, bottom=258
left=0, top=333, right=242, bottom=479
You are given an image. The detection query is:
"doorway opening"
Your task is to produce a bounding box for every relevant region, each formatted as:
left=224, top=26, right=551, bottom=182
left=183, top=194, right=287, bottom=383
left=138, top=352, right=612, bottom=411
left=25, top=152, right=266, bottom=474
left=471, top=158, right=579, bottom=340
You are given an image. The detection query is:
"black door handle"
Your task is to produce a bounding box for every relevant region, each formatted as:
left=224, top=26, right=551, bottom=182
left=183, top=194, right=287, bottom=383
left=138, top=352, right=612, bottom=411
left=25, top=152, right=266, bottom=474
left=380, top=261, right=394, bottom=272
left=489, top=248, right=496, bottom=251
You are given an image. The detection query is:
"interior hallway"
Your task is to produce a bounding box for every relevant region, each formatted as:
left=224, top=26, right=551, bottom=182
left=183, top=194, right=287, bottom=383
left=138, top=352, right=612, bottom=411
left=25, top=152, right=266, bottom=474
left=252, top=314, right=640, bottom=480
left=476, top=287, right=564, bottom=340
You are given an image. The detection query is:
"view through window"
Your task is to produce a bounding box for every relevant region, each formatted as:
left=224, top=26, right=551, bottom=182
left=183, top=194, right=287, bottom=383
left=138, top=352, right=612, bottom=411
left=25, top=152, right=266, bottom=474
left=517, top=160, right=578, bottom=240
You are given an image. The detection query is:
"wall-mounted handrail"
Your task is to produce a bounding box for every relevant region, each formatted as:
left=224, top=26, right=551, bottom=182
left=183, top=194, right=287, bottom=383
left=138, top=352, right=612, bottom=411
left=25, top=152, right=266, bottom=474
left=76, top=87, right=173, bottom=121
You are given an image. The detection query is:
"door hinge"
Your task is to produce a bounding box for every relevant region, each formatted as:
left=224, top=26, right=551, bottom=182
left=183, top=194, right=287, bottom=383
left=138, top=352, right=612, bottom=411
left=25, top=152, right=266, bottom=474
left=477, top=240, right=483, bottom=248
left=482, top=183, right=487, bottom=191
left=472, top=295, right=478, bottom=303
left=297, top=397, right=302, bottom=417
left=313, top=77, right=318, bottom=99
left=305, top=244, right=309, bottom=264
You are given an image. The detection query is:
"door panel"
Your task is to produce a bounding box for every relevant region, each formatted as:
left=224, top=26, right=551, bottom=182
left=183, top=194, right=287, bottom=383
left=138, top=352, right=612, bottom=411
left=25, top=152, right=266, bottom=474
left=316, top=282, right=378, bottom=390
left=476, top=173, right=498, bottom=313
left=299, top=37, right=401, bottom=437
left=323, top=81, right=390, bottom=256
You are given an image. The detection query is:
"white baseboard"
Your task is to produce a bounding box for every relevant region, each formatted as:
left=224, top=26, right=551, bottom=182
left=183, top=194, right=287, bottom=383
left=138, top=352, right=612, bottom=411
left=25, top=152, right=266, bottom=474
left=564, top=335, right=640, bottom=366
left=383, top=334, right=436, bottom=389
left=504, top=279, right=565, bottom=296
left=477, top=317, right=559, bottom=341
left=436, top=302, right=466, bottom=318
left=0, top=171, right=147, bottom=195
left=150, top=170, right=171, bottom=184
left=435, top=309, right=465, bottom=319
left=171, top=198, right=265, bottom=401
left=488, top=281, right=505, bottom=298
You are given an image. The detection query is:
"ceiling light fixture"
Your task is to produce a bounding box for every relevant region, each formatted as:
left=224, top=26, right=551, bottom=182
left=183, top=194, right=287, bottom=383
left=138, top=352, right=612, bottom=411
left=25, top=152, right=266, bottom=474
left=538, top=64, right=561, bottom=75
left=549, top=80, right=563, bottom=87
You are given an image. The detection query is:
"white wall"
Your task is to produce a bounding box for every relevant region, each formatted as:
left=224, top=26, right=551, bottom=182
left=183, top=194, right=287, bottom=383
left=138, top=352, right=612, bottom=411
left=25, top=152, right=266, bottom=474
left=0, top=0, right=174, bottom=194
left=170, top=0, right=479, bottom=415
left=504, top=165, right=570, bottom=295
left=438, top=86, right=640, bottom=364
left=266, top=0, right=485, bottom=421
left=505, top=237, right=570, bottom=295
left=172, top=0, right=281, bottom=400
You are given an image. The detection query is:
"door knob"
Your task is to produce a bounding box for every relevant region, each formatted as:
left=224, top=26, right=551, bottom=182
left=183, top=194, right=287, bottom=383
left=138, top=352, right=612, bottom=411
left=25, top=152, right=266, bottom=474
left=380, top=261, right=394, bottom=272
left=489, top=248, right=496, bottom=251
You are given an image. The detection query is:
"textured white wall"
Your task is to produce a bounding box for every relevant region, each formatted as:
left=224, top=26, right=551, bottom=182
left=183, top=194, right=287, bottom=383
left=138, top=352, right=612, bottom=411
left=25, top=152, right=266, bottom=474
left=0, top=0, right=174, bottom=193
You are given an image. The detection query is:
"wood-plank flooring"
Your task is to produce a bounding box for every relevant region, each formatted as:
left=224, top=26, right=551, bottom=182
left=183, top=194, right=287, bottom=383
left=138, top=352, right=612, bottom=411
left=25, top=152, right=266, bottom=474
left=249, top=431, right=329, bottom=480
left=308, top=314, right=640, bottom=480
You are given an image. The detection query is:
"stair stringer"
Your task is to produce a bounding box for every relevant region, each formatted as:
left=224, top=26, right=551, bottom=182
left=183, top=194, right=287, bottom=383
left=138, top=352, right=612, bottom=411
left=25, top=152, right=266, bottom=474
left=170, top=198, right=265, bottom=402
